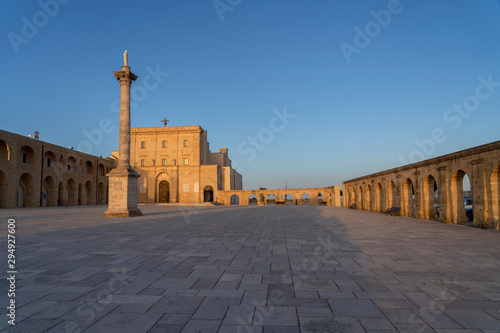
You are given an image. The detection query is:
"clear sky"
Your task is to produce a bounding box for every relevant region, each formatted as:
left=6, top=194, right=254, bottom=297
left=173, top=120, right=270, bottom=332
left=2, top=0, right=499, bottom=190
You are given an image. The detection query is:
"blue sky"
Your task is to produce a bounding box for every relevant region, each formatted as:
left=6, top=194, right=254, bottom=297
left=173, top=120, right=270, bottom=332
left=2, top=0, right=499, bottom=190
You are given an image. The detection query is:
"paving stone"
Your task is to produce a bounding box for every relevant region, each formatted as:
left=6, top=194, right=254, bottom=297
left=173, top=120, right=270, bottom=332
left=43, top=320, right=95, bottom=333
left=359, top=317, right=396, bottom=330
left=148, top=296, right=204, bottom=314
left=254, top=306, right=298, bottom=326
left=99, top=294, right=162, bottom=304
left=83, top=313, right=162, bottom=333
left=296, top=306, right=332, bottom=317
left=220, top=273, right=243, bottom=282
left=219, top=324, right=263, bottom=332
left=156, top=313, right=191, bottom=325
left=299, top=317, right=365, bottom=333
left=381, top=308, right=425, bottom=324
left=59, top=302, right=120, bottom=322
left=444, top=310, right=500, bottom=329
left=192, top=304, right=228, bottom=320
left=328, top=299, right=384, bottom=318
left=113, top=303, right=155, bottom=313
left=31, top=301, right=82, bottom=319
left=417, top=309, right=463, bottom=329
left=223, top=305, right=255, bottom=325
left=263, top=326, right=300, bottom=332
left=436, top=328, right=482, bottom=333
left=181, top=319, right=221, bottom=332
left=393, top=323, right=437, bottom=332
left=242, top=274, right=263, bottom=284
left=145, top=324, right=184, bottom=333
left=242, top=290, right=268, bottom=305
left=214, top=281, right=240, bottom=290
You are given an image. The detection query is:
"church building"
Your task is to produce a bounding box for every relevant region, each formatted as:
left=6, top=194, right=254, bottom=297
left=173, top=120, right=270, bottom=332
left=111, top=125, right=243, bottom=204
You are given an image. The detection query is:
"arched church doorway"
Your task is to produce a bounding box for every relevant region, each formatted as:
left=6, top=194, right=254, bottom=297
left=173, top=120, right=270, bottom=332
left=204, top=185, right=214, bottom=202
left=158, top=180, right=170, bottom=203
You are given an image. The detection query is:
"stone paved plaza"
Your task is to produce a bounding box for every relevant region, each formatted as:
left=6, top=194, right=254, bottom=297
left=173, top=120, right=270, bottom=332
left=0, top=204, right=499, bottom=333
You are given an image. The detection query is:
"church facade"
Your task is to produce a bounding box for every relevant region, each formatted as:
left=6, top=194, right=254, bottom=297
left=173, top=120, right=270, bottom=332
left=111, top=126, right=242, bottom=204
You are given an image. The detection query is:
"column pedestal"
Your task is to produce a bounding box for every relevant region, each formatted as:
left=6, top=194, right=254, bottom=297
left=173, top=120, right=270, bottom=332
left=103, top=167, right=142, bottom=217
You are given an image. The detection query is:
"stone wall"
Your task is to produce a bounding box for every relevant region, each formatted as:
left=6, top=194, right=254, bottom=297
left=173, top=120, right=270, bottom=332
left=216, top=186, right=341, bottom=206
left=0, top=129, right=115, bottom=208
left=343, top=141, right=500, bottom=229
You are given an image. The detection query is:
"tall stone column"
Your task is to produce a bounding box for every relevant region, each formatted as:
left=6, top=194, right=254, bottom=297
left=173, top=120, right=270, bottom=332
left=104, top=51, right=142, bottom=217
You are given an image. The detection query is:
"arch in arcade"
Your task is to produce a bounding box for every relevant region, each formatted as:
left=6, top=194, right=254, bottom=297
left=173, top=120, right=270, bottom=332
left=85, top=161, right=94, bottom=174
left=85, top=181, right=94, bottom=205
left=78, top=183, right=84, bottom=205
left=402, top=178, right=415, bottom=217
left=97, top=182, right=106, bottom=204
left=491, top=164, right=500, bottom=229
left=317, top=192, right=323, bottom=205
left=58, top=181, right=64, bottom=206
left=66, top=179, right=78, bottom=206
left=266, top=194, right=276, bottom=205
left=248, top=194, right=258, bottom=205
left=387, top=180, right=397, bottom=209
left=450, top=169, right=469, bottom=224
left=17, top=173, right=35, bottom=207
left=98, top=163, right=105, bottom=176
left=19, top=146, right=35, bottom=164
left=375, top=183, right=383, bottom=212
left=67, top=156, right=77, bottom=172
left=0, top=140, right=10, bottom=161
left=423, top=174, right=438, bottom=220
left=365, top=185, right=372, bottom=211
left=357, top=186, right=363, bottom=210
left=0, top=169, right=8, bottom=208
left=42, top=176, right=57, bottom=207
left=301, top=193, right=310, bottom=205
left=44, top=151, right=57, bottom=169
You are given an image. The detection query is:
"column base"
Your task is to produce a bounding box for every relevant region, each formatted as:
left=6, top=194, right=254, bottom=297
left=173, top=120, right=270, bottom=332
left=103, top=166, right=142, bottom=218
left=103, top=207, right=142, bottom=218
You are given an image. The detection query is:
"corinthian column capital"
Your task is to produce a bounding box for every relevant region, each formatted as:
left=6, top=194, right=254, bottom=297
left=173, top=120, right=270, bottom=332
left=113, top=68, right=138, bottom=85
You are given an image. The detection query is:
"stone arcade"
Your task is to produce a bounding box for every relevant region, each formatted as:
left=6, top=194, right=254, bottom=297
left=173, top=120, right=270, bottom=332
left=343, top=141, right=500, bottom=229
